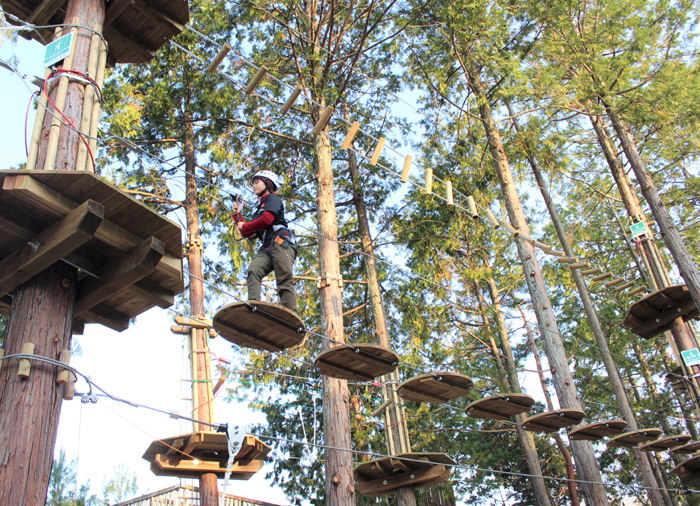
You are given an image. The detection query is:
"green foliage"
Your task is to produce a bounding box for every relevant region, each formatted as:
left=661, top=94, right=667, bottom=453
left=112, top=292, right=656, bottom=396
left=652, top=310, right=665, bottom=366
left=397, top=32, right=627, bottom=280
left=101, top=464, right=138, bottom=505
left=47, top=449, right=98, bottom=506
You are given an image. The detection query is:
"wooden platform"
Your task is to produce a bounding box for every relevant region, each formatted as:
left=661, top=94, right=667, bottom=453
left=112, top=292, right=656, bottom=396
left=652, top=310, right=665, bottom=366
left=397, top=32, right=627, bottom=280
left=314, top=344, right=398, bottom=381
left=521, top=409, right=586, bottom=433
left=640, top=435, right=692, bottom=452
left=213, top=301, right=305, bottom=352
left=143, top=431, right=270, bottom=480
left=623, top=285, right=699, bottom=339
left=397, top=372, right=473, bottom=404
left=0, top=171, right=183, bottom=331
left=568, top=420, right=628, bottom=441
left=354, top=453, right=455, bottom=497
left=607, top=429, right=663, bottom=448
left=671, top=455, right=700, bottom=488
left=671, top=441, right=700, bottom=454
left=2, top=1, right=189, bottom=65
left=465, top=394, right=535, bottom=420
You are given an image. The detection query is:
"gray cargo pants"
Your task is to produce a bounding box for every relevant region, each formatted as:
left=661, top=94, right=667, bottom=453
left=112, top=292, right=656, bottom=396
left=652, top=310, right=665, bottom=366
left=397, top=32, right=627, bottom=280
left=247, top=242, right=298, bottom=313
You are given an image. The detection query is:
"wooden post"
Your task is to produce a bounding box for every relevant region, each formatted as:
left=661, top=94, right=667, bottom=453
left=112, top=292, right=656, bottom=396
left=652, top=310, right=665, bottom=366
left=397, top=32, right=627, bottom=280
left=314, top=105, right=355, bottom=506
left=0, top=2, right=105, bottom=504
left=184, top=112, right=218, bottom=505
left=346, top=119, right=417, bottom=505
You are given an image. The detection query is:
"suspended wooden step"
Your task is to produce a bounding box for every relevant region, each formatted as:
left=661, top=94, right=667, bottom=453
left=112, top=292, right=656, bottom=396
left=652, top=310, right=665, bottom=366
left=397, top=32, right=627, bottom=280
left=623, top=285, right=699, bottom=339
left=142, top=431, right=270, bottom=479
left=314, top=344, right=398, bottom=381
left=568, top=420, right=628, bottom=441
left=3, top=0, right=190, bottom=65
left=0, top=171, right=184, bottom=332
left=397, top=372, right=473, bottom=404
left=671, top=441, right=700, bottom=455
left=354, top=452, right=455, bottom=497
left=465, top=393, right=535, bottom=420
left=212, top=301, right=305, bottom=352
left=671, top=454, right=700, bottom=488
left=521, top=409, right=586, bottom=433
left=640, top=434, right=692, bottom=452
left=607, top=428, right=663, bottom=448
left=666, top=366, right=687, bottom=393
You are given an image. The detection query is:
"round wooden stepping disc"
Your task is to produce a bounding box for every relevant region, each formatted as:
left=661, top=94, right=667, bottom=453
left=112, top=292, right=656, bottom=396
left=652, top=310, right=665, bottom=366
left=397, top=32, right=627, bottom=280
left=568, top=420, right=628, bottom=441
left=607, top=428, right=663, bottom=448
left=314, top=344, right=398, bottom=381
left=465, top=393, right=535, bottom=421
left=671, top=441, right=700, bottom=454
left=354, top=452, right=456, bottom=497
left=640, top=434, right=692, bottom=452
left=522, top=409, right=586, bottom=433
left=397, top=372, right=473, bottom=404
left=213, top=301, right=305, bottom=352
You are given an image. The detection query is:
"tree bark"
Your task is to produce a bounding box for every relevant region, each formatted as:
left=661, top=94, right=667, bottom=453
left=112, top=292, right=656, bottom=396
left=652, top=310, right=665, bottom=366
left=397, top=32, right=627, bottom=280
left=315, top=129, right=356, bottom=506
left=507, top=102, right=670, bottom=506
left=347, top=140, right=416, bottom=505
left=0, top=1, right=104, bottom=504
left=185, top=102, right=218, bottom=504
left=481, top=279, right=553, bottom=506
left=462, top=64, right=610, bottom=505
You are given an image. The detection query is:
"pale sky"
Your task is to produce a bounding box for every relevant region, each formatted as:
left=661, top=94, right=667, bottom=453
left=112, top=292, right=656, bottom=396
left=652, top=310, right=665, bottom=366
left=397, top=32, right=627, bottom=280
left=0, top=30, right=288, bottom=505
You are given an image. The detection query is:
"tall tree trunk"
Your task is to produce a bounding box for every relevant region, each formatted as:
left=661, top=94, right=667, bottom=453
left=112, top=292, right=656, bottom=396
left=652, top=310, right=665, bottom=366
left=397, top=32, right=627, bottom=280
left=0, top=1, right=105, bottom=504
left=519, top=306, right=581, bottom=506
left=507, top=102, right=669, bottom=506
left=480, top=278, right=554, bottom=506
left=315, top=128, right=355, bottom=505
left=460, top=62, right=610, bottom=505
left=601, top=103, right=700, bottom=317
left=589, top=111, right=700, bottom=421
left=184, top=110, right=218, bottom=504
left=347, top=139, right=416, bottom=505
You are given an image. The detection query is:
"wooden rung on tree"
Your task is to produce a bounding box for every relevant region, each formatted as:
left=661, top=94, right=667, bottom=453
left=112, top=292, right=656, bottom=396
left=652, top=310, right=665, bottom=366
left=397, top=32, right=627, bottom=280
left=591, top=272, right=613, bottom=282
left=556, top=256, right=577, bottom=264
left=244, top=66, right=268, bottom=95
left=56, top=350, right=71, bottom=384
left=207, top=43, right=232, bottom=72
left=568, top=262, right=589, bottom=269
left=341, top=121, right=361, bottom=149
left=313, top=106, right=335, bottom=135
left=628, top=286, right=645, bottom=296
left=485, top=209, right=500, bottom=228
left=445, top=181, right=454, bottom=205
left=424, top=168, right=433, bottom=194
left=280, top=85, right=302, bottom=116
left=467, top=196, right=478, bottom=218
left=401, top=155, right=412, bottom=183
left=604, top=278, right=625, bottom=288
left=369, top=137, right=386, bottom=166
left=18, top=343, right=35, bottom=379
left=581, top=267, right=602, bottom=276
left=615, top=281, right=635, bottom=292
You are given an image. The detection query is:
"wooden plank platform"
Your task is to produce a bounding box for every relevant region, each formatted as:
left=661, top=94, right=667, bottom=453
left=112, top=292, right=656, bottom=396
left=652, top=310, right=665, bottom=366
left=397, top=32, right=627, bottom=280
left=143, top=431, right=270, bottom=480
left=670, top=441, right=700, bottom=454
left=2, top=0, right=189, bottom=65
left=213, top=301, right=305, bottom=352
left=607, top=429, right=663, bottom=448
left=465, top=394, right=535, bottom=420
left=314, top=344, right=398, bottom=381
left=521, top=409, right=586, bottom=433
left=354, top=453, right=455, bottom=497
left=671, top=455, right=700, bottom=488
left=623, top=285, right=699, bottom=339
left=568, top=420, right=628, bottom=440
left=397, top=372, right=473, bottom=404
left=0, top=171, right=183, bottom=331
left=640, top=435, right=692, bottom=452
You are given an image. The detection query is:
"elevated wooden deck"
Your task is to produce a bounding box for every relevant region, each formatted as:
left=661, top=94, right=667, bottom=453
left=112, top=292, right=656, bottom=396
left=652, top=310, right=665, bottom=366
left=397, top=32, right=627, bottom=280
left=623, top=285, right=699, bottom=339
left=0, top=171, right=183, bottom=332
left=2, top=0, right=189, bottom=65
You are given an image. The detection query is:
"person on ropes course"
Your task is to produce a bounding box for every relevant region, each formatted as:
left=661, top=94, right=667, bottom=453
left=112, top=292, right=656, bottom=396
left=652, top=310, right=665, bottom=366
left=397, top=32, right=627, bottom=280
left=232, top=169, right=298, bottom=313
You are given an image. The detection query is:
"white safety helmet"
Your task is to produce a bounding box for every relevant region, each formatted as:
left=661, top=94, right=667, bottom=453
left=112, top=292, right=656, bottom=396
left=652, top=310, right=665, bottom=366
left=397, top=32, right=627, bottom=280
left=251, top=170, right=281, bottom=191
